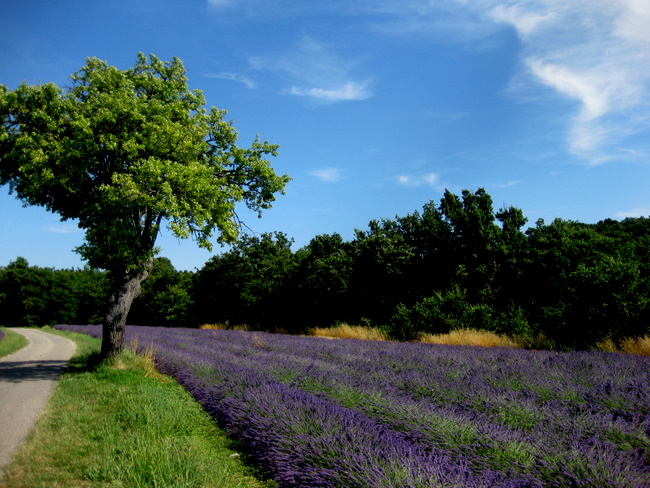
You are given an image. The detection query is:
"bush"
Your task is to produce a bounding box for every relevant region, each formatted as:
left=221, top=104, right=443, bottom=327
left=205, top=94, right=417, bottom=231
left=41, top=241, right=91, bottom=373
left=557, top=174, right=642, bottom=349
left=388, top=287, right=472, bottom=341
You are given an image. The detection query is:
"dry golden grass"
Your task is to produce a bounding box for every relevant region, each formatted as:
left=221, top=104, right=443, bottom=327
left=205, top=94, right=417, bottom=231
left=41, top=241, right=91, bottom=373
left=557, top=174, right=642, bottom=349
left=621, top=335, right=650, bottom=356
left=233, top=324, right=252, bottom=331
left=308, top=324, right=390, bottom=341
left=595, top=337, right=618, bottom=353
left=200, top=323, right=228, bottom=330
left=120, top=338, right=164, bottom=379
left=597, top=335, right=650, bottom=356
left=418, top=328, right=524, bottom=348
left=199, top=323, right=252, bottom=331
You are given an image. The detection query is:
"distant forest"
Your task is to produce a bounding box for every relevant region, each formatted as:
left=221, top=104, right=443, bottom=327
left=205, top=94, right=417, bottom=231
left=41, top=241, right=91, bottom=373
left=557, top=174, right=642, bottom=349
left=2, top=188, right=649, bottom=350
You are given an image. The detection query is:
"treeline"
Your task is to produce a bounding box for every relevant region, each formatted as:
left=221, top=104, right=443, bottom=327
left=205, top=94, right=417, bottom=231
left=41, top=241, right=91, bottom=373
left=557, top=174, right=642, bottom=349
left=0, top=256, right=193, bottom=329
left=2, top=188, right=649, bottom=349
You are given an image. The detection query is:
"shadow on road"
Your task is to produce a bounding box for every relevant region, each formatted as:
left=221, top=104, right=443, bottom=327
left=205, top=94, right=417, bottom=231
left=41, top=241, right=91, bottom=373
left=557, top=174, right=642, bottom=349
left=0, top=360, right=70, bottom=383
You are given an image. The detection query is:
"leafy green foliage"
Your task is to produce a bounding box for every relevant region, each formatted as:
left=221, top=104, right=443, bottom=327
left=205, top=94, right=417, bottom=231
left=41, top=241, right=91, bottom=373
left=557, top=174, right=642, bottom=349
left=0, top=257, right=107, bottom=327
left=294, top=233, right=355, bottom=327
left=194, top=232, right=299, bottom=330
left=129, top=257, right=194, bottom=327
left=0, top=53, right=289, bottom=274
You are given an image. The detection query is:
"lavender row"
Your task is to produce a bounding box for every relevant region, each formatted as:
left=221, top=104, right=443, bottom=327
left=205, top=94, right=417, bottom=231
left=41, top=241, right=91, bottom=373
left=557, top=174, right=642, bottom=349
left=57, top=325, right=650, bottom=487
left=136, top=328, right=533, bottom=487
left=156, top=329, right=650, bottom=487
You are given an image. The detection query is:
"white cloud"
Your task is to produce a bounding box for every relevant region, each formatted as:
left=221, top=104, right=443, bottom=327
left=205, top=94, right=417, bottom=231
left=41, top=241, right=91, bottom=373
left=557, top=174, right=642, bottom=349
left=490, top=4, right=554, bottom=37
left=614, top=0, right=650, bottom=43
left=250, top=37, right=373, bottom=103
left=498, top=180, right=522, bottom=188
left=203, top=72, right=257, bottom=89
left=527, top=60, right=609, bottom=122
left=396, top=172, right=439, bottom=187
left=310, top=168, right=343, bottom=182
left=46, top=224, right=81, bottom=234
left=496, top=1, right=650, bottom=162
left=367, top=0, right=650, bottom=163
left=362, top=0, right=498, bottom=41
left=290, top=81, right=371, bottom=102
left=615, top=206, right=650, bottom=218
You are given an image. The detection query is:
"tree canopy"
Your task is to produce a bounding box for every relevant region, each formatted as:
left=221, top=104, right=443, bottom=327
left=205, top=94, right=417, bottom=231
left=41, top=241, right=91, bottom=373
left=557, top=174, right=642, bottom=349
left=0, top=53, right=289, bottom=356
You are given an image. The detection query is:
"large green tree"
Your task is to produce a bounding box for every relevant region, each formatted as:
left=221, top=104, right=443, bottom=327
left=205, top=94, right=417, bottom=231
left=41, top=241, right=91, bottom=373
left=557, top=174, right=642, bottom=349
left=0, top=53, right=289, bottom=357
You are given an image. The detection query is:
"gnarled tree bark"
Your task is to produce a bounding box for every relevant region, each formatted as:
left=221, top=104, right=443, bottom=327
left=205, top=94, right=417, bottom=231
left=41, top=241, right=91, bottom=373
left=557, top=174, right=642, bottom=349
left=101, top=257, right=154, bottom=358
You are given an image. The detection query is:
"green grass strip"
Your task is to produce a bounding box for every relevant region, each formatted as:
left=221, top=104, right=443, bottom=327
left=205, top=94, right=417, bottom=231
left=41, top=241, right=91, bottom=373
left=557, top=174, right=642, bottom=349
left=0, top=329, right=276, bottom=488
left=0, top=328, right=29, bottom=359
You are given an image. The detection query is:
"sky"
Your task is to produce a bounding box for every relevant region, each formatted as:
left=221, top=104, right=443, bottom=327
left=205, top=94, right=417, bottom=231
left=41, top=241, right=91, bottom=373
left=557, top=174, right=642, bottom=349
left=1, top=0, right=649, bottom=271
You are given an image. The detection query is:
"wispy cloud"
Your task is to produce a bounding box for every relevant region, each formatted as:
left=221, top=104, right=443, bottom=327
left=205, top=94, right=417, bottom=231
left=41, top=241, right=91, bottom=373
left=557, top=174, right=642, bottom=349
left=206, top=0, right=232, bottom=9
left=290, top=82, right=371, bottom=102
left=498, top=180, right=522, bottom=188
left=362, top=0, right=498, bottom=41
left=250, top=37, right=373, bottom=103
left=310, top=168, right=343, bottom=182
left=488, top=0, right=650, bottom=162
left=46, top=224, right=81, bottom=234
left=615, top=206, right=650, bottom=218
left=489, top=4, right=555, bottom=38
left=203, top=71, right=257, bottom=89
left=366, top=0, right=650, bottom=164
left=396, top=172, right=439, bottom=187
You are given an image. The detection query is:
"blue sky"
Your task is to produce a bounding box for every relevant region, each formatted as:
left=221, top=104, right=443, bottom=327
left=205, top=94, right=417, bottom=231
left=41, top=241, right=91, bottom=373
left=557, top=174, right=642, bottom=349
left=1, top=0, right=649, bottom=271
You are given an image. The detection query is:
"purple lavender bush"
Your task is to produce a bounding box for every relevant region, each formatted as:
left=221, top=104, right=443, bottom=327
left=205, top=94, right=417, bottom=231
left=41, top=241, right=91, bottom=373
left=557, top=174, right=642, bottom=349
left=57, top=325, right=650, bottom=488
left=0, top=329, right=5, bottom=342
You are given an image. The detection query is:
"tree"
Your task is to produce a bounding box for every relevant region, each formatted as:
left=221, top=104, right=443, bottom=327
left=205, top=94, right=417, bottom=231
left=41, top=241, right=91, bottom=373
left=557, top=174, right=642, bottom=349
left=296, top=233, right=355, bottom=327
left=349, top=218, right=415, bottom=324
left=129, top=257, right=194, bottom=327
left=0, top=54, right=289, bottom=357
left=0, top=258, right=78, bottom=327
left=438, top=188, right=501, bottom=303
left=194, top=232, right=298, bottom=330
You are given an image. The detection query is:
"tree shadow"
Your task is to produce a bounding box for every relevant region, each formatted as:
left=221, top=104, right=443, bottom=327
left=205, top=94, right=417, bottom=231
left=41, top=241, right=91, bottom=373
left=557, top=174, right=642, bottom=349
left=64, top=350, right=105, bottom=374
left=0, top=359, right=71, bottom=383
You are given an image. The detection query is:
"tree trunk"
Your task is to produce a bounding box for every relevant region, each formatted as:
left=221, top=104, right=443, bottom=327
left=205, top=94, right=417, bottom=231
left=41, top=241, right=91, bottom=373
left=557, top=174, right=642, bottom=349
left=101, top=258, right=154, bottom=358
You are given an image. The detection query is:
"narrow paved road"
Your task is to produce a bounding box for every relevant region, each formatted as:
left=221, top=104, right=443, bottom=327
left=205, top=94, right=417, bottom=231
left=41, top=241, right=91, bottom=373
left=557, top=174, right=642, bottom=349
left=0, top=328, right=76, bottom=473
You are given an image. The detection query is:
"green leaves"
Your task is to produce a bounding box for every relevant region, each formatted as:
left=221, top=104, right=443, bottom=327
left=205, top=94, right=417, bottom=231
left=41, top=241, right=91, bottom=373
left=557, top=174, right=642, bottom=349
left=0, top=53, right=289, bottom=273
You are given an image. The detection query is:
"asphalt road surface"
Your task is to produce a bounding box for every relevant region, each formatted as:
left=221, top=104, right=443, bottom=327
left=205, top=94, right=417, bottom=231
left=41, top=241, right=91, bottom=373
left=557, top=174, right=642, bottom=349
left=0, top=328, right=76, bottom=473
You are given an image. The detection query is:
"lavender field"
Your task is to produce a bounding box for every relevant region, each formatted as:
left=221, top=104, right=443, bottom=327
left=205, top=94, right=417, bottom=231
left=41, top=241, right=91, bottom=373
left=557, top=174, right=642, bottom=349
left=57, top=325, right=650, bottom=488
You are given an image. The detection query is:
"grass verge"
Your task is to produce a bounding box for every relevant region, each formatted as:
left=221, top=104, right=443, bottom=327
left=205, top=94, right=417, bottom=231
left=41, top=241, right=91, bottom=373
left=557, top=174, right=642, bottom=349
left=0, top=328, right=29, bottom=359
left=0, top=329, right=276, bottom=488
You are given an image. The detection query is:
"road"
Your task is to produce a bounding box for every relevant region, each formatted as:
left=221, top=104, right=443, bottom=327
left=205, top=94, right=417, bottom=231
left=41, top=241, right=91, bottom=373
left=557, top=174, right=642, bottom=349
left=0, top=328, right=76, bottom=473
